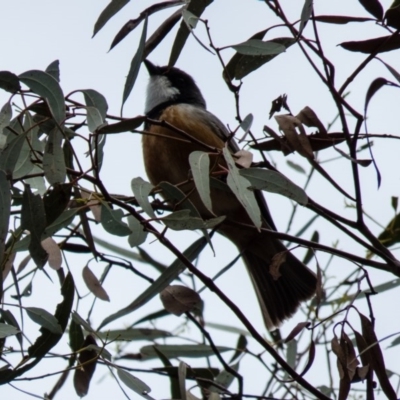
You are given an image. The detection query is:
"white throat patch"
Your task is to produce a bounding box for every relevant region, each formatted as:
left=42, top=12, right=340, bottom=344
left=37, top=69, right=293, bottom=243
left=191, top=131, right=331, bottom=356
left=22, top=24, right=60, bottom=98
left=145, top=75, right=180, bottom=113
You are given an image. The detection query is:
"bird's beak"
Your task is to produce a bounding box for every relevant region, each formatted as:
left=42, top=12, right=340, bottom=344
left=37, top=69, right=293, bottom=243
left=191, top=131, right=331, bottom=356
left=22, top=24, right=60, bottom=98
left=143, top=59, right=159, bottom=76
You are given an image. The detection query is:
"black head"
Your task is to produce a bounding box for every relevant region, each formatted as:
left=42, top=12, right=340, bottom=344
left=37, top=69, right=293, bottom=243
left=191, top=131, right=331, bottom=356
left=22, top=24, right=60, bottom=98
left=144, top=60, right=206, bottom=115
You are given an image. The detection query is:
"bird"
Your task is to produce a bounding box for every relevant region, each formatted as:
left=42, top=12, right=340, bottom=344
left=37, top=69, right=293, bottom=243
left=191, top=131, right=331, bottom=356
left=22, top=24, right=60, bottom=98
left=142, top=59, right=317, bottom=330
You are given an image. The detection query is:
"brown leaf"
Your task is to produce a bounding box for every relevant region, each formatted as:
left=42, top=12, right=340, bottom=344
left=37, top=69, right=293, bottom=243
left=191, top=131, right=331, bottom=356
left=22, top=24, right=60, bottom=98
left=296, top=106, right=327, bottom=135
left=269, top=251, right=286, bottom=280
left=275, top=115, right=314, bottom=158
left=41, top=237, right=62, bottom=270
left=160, top=285, right=201, bottom=316
left=252, top=131, right=346, bottom=153
left=284, top=321, right=310, bottom=343
left=359, top=313, right=397, bottom=399
left=82, top=266, right=110, bottom=302
left=340, top=33, right=400, bottom=54
left=73, top=335, right=98, bottom=397
left=331, top=336, right=351, bottom=400
left=313, top=15, right=373, bottom=24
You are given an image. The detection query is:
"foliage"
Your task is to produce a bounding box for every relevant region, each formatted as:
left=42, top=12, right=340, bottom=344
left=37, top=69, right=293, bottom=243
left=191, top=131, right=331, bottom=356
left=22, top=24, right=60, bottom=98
left=1, top=0, right=400, bottom=399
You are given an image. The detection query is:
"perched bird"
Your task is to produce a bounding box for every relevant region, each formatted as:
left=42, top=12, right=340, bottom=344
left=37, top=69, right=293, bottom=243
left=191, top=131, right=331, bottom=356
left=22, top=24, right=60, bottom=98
left=142, top=59, right=317, bottom=329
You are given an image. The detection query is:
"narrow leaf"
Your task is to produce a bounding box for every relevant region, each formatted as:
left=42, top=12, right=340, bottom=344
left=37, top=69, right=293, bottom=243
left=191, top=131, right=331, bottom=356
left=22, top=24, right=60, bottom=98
left=43, top=126, right=66, bottom=185
left=239, top=168, right=308, bottom=205
left=231, top=39, right=285, bottom=56
left=299, top=0, right=313, bottom=34
left=117, top=368, right=153, bottom=399
left=223, top=147, right=261, bottom=229
left=98, top=237, right=207, bottom=329
left=26, top=306, right=62, bottom=334
left=122, top=15, right=147, bottom=109
left=93, top=0, right=130, bottom=37
left=0, top=170, right=11, bottom=264
left=131, top=177, right=155, bottom=218
left=189, top=151, right=212, bottom=213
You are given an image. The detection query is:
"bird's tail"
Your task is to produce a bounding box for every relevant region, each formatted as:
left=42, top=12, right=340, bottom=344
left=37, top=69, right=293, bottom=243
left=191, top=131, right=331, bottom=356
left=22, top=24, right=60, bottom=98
left=241, top=232, right=317, bottom=330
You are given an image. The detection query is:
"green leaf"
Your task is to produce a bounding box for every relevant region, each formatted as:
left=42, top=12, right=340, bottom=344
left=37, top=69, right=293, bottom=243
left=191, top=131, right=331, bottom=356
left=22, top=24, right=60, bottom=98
left=0, top=323, right=19, bottom=339
left=239, top=168, right=308, bottom=205
left=21, top=185, right=47, bottom=268
left=127, top=215, right=148, bottom=247
left=27, top=273, right=74, bottom=360
left=13, top=208, right=78, bottom=253
left=210, top=362, right=239, bottom=393
left=100, top=204, right=132, bottom=236
left=45, top=60, right=60, bottom=82
left=0, top=101, right=12, bottom=149
left=161, top=210, right=225, bottom=231
left=182, top=9, right=198, bottom=28
left=226, top=36, right=295, bottom=80
left=189, top=151, right=212, bottom=213
left=82, top=89, right=108, bottom=120
left=19, top=70, right=65, bottom=125
left=0, top=170, right=11, bottom=263
left=222, top=148, right=261, bottom=229
left=85, top=106, right=105, bottom=132
left=26, top=306, right=62, bottom=334
left=122, top=15, right=147, bottom=110
left=0, top=71, right=21, bottom=93
left=140, top=344, right=231, bottom=360
left=117, top=368, right=153, bottom=399
left=231, top=39, right=285, bottom=56
left=69, top=318, right=84, bottom=352
left=98, top=237, right=207, bottom=329
left=96, top=328, right=171, bottom=341
left=43, top=126, right=66, bottom=185
left=71, top=311, right=95, bottom=333
left=169, top=0, right=213, bottom=66
left=131, top=177, right=155, bottom=218
left=0, top=131, right=29, bottom=176
left=93, top=0, right=130, bottom=37
left=299, top=0, right=313, bottom=35
left=97, top=116, right=145, bottom=134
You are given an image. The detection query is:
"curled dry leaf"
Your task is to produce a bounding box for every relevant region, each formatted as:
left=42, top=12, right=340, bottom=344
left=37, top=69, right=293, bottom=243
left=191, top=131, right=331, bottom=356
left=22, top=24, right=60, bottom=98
left=41, top=237, right=62, bottom=270
left=274, top=115, right=314, bottom=159
left=296, top=106, right=327, bottom=135
left=233, top=150, right=253, bottom=168
left=160, top=285, right=201, bottom=316
left=82, top=265, right=110, bottom=302
left=269, top=251, right=286, bottom=280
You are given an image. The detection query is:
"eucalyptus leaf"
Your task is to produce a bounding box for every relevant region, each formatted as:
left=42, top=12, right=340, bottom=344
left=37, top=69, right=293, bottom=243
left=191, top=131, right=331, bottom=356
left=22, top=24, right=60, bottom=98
left=189, top=151, right=212, bottom=213
left=26, top=306, right=62, bottom=334
left=100, top=204, right=132, bottom=236
left=19, top=70, right=65, bottom=124
left=239, top=168, right=308, bottom=205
